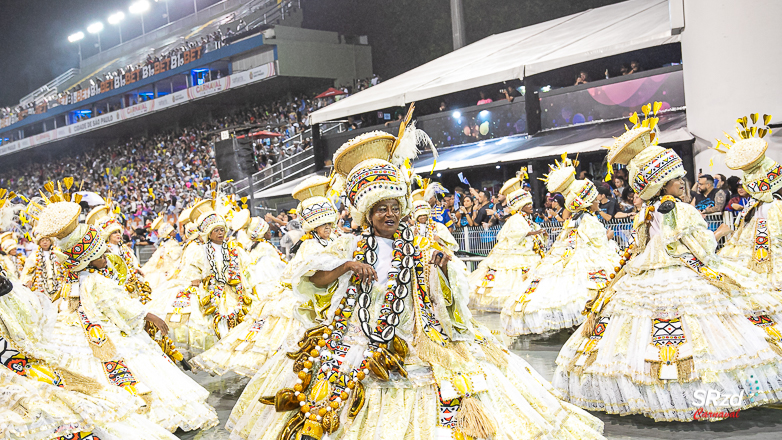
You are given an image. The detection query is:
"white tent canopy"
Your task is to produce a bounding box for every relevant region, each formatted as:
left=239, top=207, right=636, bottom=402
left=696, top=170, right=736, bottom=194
left=311, top=0, right=680, bottom=124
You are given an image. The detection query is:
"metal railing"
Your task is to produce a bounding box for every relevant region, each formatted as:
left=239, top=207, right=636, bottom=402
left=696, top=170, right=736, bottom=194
left=452, top=212, right=734, bottom=259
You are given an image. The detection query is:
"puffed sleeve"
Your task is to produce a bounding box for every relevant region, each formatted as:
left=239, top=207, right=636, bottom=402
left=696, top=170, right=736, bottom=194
left=79, top=273, right=148, bottom=334
left=20, top=251, right=37, bottom=284
left=496, top=214, right=532, bottom=243
left=766, top=201, right=782, bottom=288
left=668, top=203, right=719, bottom=263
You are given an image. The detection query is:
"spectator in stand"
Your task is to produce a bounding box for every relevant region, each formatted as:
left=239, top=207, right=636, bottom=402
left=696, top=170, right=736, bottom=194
left=455, top=195, right=476, bottom=228
left=612, top=175, right=627, bottom=199
left=692, top=174, right=727, bottom=214
left=477, top=91, right=493, bottom=106
left=489, top=192, right=509, bottom=227
left=578, top=170, right=593, bottom=180
left=620, top=64, right=630, bottom=76
left=574, top=71, right=589, bottom=85
left=726, top=183, right=752, bottom=214
left=628, top=60, right=642, bottom=75
left=615, top=191, right=644, bottom=219
left=595, top=183, right=618, bottom=221
left=546, top=193, right=568, bottom=222
left=469, top=188, right=493, bottom=226
left=714, top=173, right=727, bottom=192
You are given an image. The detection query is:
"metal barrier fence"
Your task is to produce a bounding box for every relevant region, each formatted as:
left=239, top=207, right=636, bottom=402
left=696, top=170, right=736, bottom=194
left=452, top=212, right=734, bottom=258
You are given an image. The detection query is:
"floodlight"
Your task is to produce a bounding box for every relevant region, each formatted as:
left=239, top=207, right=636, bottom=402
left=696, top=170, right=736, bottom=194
left=87, top=22, right=104, bottom=34
left=129, top=0, right=151, bottom=14
left=108, top=12, right=125, bottom=24
left=68, top=32, right=85, bottom=42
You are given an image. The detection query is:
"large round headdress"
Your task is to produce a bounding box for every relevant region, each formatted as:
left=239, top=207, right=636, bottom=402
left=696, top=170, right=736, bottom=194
left=293, top=175, right=338, bottom=233
left=502, top=168, right=533, bottom=212
left=714, top=113, right=777, bottom=202
left=410, top=188, right=431, bottom=220
left=247, top=217, right=270, bottom=241
left=542, top=154, right=577, bottom=195
left=38, top=201, right=107, bottom=274
left=333, top=105, right=429, bottom=225
left=605, top=103, right=685, bottom=201
left=565, top=179, right=598, bottom=212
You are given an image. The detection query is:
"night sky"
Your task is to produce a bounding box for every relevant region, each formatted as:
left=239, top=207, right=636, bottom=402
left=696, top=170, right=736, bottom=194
left=0, top=0, right=219, bottom=106
left=0, top=0, right=623, bottom=107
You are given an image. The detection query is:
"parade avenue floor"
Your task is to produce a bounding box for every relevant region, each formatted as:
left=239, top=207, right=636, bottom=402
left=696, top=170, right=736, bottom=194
left=177, top=312, right=782, bottom=440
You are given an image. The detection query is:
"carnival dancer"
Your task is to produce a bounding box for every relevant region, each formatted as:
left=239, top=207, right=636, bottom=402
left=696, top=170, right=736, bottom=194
left=227, top=120, right=605, bottom=440
left=140, top=215, right=182, bottom=290
left=553, top=105, right=782, bottom=422
left=501, top=156, right=621, bottom=336
left=147, top=196, right=255, bottom=359
left=717, top=114, right=782, bottom=288
left=0, top=236, right=23, bottom=281
left=410, top=180, right=459, bottom=253
left=192, top=176, right=336, bottom=377
left=35, top=197, right=218, bottom=432
left=468, top=169, right=546, bottom=312
left=0, top=268, right=182, bottom=440
left=20, top=197, right=63, bottom=302
left=87, top=206, right=188, bottom=368
left=232, top=208, right=254, bottom=250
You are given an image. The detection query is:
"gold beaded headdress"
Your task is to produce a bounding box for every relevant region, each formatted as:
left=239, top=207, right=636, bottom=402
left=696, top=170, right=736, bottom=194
left=713, top=113, right=777, bottom=201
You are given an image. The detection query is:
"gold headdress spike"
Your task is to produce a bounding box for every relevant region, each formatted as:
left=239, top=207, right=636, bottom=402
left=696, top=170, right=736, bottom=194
left=713, top=113, right=773, bottom=154
left=517, top=166, right=528, bottom=183
left=538, top=153, right=576, bottom=183
left=602, top=102, right=663, bottom=180
left=210, top=181, right=217, bottom=210
left=241, top=196, right=248, bottom=210
left=40, top=178, right=81, bottom=203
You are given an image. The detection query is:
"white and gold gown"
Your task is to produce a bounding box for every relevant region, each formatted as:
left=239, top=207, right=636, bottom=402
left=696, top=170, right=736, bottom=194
left=553, top=201, right=782, bottom=421
left=20, top=246, right=62, bottom=302
left=43, top=265, right=218, bottom=432
left=192, top=238, right=327, bottom=377
left=468, top=212, right=544, bottom=312
left=0, top=253, right=23, bottom=281
left=140, top=237, right=182, bottom=290
left=0, top=271, right=180, bottom=440
left=719, top=197, right=782, bottom=288
left=147, top=239, right=254, bottom=358
left=501, top=211, right=621, bottom=336
left=227, top=225, right=604, bottom=440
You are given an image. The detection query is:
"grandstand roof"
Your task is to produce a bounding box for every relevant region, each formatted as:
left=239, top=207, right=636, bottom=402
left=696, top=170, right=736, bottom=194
left=310, top=0, right=680, bottom=124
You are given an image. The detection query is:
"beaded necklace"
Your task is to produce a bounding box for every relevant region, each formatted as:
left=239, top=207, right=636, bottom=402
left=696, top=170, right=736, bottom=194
left=33, top=248, right=61, bottom=295
left=202, top=240, right=248, bottom=336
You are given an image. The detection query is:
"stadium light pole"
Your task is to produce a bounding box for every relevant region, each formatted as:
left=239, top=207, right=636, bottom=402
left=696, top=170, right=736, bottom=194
left=87, top=22, right=104, bottom=52
left=68, top=31, right=85, bottom=64
left=155, top=0, right=170, bottom=24
left=129, top=0, right=151, bottom=34
left=108, top=12, right=125, bottom=44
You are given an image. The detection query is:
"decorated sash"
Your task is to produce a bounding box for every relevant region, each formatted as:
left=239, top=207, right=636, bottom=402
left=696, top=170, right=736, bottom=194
left=55, top=432, right=101, bottom=440
left=476, top=269, right=496, bottom=295
left=751, top=218, right=771, bottom=273
left=572, top=316, right=610, bottom=370
left=513, top=279, right=540, bottom=312
left=748, top=315, right=782, bottom=355
left=1, top=334, right=65, bottom=386
left=76, top=305, right=117, bottom=362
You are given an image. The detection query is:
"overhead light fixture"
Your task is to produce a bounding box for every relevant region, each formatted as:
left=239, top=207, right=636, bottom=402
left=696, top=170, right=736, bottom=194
left=87, top=22, right=104, bottom=34
left=437, top=173, right=442, bottom=177
left=129, top=0, right=150, bottom=14
left=452, top=111, right=461, bottom=119
left=68, top=31, right=85, bottom=42
left=479, top=110, right=489, bottom=118
left=108, top=12, right=125, bottom=24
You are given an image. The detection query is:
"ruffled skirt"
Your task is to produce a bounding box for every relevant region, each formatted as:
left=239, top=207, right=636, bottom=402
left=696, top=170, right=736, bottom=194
left=553, top=265, right=782, bottom=421
left=500, top=248, right=619, bottom=336
left=191, top=285, right=305, bottom=377
left=0, top=368, right=179, bottom=440
left=468, top=249, right=540, bottom=312
left=226, top=338, right=605, bottom=440
left=147, top=280, right=219, bottom=359
left=46, top=311, right=219, bottom=432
